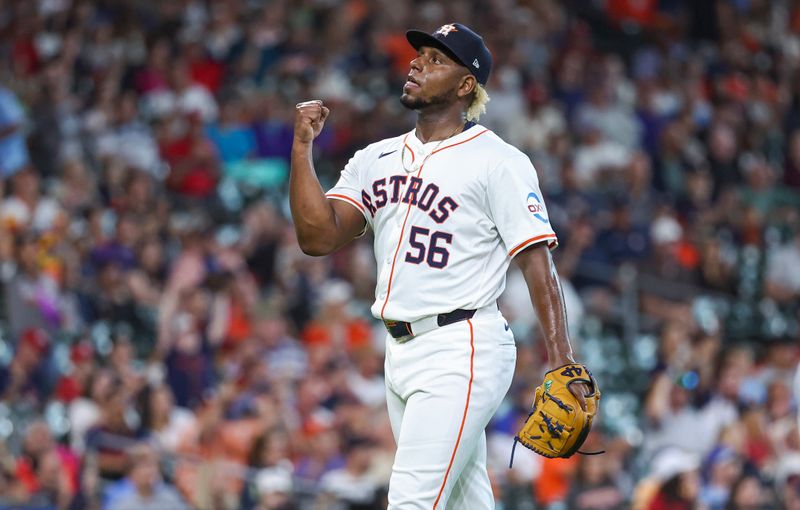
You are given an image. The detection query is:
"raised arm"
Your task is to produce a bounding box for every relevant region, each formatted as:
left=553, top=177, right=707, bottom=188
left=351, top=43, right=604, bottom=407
left=290, top=100, right=366, bottom=256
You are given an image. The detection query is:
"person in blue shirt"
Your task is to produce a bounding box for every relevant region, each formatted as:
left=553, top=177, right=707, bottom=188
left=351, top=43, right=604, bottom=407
left=0, top=86, right=30, bottom=177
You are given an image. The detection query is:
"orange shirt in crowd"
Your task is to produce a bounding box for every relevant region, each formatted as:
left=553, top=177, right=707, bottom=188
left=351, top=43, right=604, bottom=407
left=301, top=320, right=371, bottom=351
left=174, top=418, right=265, bottom=507
left=535, top=456, right=578, bottom=506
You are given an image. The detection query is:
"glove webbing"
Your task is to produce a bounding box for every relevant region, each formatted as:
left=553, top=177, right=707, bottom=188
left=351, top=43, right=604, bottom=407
left=508, top=391, right=604, bottom=468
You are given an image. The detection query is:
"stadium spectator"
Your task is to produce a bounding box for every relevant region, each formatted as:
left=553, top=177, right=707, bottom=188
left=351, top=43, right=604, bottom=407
left=106, top=443, right=188, bottom=510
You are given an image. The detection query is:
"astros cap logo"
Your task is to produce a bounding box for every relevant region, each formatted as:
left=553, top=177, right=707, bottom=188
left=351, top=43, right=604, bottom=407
left=435, top=24, right=458, bottom=36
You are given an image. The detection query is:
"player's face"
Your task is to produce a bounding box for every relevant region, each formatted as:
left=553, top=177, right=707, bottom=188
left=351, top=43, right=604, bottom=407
left=401, top=46, right=470, bottom=111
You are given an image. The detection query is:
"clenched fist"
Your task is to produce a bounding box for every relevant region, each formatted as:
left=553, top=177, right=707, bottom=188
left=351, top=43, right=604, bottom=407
left=294, top=100, right=330, bottom=144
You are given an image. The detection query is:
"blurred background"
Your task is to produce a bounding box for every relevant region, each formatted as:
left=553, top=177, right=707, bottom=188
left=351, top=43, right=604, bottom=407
left=0, top=0, right=798, bottom=509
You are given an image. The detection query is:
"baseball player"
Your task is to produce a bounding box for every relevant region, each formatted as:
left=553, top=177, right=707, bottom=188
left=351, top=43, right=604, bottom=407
left=290, top=23, right=592, bottom=509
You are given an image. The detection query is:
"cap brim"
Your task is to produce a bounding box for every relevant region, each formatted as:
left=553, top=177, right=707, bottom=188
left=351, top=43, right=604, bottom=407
left=406, top=30, right=465, bottom=67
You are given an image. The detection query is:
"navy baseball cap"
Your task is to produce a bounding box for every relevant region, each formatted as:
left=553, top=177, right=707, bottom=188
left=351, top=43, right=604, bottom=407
left=406, top=23, right=492, bottom=86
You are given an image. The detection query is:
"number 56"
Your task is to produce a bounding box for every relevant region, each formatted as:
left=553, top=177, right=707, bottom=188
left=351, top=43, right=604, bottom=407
left=404, top=226, right=452, bottom=269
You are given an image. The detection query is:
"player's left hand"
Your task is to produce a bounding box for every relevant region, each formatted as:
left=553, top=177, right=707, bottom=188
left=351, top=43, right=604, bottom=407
left=513, top=363, right=601, bottom=459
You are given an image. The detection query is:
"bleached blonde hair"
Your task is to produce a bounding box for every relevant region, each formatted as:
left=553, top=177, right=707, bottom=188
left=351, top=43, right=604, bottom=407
left=466, top=84, right=490, bottom=122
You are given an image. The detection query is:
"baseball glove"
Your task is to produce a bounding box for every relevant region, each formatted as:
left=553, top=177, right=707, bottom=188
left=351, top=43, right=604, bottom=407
left=511, top=363, right=601, bottom=462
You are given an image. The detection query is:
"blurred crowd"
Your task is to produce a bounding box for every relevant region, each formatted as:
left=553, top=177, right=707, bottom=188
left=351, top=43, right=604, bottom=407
left=0, top=0, right=799, bottom=509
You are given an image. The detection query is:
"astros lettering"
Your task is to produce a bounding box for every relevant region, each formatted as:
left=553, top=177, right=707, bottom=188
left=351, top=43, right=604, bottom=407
left=361, top=175, right=458, bottom=223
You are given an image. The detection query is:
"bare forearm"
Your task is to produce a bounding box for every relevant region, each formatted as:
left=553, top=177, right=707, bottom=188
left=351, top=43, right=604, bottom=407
left=289, top=142, right=339, bottom=253
left=518, top=245, right=575, bottom=368
left=531, top=272, right=575, bottom=368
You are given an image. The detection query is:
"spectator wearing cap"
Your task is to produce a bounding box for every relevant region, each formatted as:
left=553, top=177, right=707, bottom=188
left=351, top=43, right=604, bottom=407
left=253, top=468, right=295, bottom=510
left=641, top=206, right=698, bottom=290
left=634, top=448, right=702, bottom=510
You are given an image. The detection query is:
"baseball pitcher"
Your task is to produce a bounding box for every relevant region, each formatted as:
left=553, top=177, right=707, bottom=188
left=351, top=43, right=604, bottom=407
left=290, top=22, right=600, bottom=509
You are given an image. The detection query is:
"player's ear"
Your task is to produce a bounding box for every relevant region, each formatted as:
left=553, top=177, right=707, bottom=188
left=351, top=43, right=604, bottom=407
left=457, top=74, right=477, bottom=99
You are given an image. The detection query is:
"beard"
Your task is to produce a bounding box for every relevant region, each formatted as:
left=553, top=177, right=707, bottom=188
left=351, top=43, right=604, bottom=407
left=400, top=89, right=455, bottom=112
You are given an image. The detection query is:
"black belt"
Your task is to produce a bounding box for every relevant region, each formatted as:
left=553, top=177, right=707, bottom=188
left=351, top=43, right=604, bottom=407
left=384, top=308, right=477, bottom=339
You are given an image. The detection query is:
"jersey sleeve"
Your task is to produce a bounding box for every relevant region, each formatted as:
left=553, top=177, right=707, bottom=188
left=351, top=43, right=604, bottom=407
left=487, top=153, right=558, bottom=258
left=325, top=148, right=371, bottom=234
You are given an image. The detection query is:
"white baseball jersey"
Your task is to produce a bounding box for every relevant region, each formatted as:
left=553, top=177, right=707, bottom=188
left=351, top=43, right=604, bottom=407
left=326, top=124, right=557, bottom=322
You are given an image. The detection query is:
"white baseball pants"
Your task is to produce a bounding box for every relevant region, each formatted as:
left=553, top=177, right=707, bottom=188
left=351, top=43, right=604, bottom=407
left=384, top=307, right=517, bottom=509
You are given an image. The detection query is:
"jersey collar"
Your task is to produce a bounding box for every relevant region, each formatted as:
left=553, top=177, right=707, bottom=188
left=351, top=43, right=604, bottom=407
left=406, top=122, right=484, bottom=154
